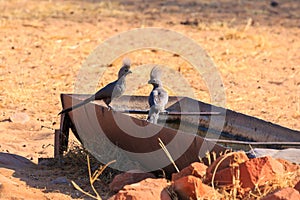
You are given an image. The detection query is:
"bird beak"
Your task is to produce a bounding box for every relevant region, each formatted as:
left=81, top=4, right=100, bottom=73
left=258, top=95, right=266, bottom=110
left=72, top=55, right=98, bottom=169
left=128, top=70, right=132, bottom=74
left=148, top=80, right=152, bottom=84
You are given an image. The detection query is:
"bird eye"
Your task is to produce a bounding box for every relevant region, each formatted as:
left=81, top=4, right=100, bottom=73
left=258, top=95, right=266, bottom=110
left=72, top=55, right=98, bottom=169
left=125, top=69, right=128, bottom=72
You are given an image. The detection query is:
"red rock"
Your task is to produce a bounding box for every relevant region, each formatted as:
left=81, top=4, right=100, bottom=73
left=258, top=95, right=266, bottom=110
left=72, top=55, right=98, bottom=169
left=172, top=175, right=220, bottom=200
left=261, top=187, right=300, bottom=200
left=239, top=156, right=285, bottom=189
left=109, top=170, right=156, bottom=192
left=277, top=158, right=300, bottom=172
left=277, top=158, right=300, bottom=185
left=205, top=151, right=248, bottom=184
left=172, top=162, right=207, bottom=181
left=295, top=180, right=300, bottom=193
left=206, top=151, right=248, bottom=176
left=109, top=178, right=171, bottom=200
left=209, top=166, right=237, bottom=186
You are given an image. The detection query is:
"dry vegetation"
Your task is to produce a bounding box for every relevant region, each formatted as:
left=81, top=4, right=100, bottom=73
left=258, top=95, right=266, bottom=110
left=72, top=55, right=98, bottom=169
left=206, top=152, right=298, bottom=200
left=0, top=0, right=299, bottom=199
left=69, top=149, right=299, bottom=199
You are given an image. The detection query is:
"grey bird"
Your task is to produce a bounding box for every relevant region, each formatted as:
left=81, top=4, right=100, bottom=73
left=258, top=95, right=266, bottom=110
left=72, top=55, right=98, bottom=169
left=59, top=59, right=132, bottom=115
left=147, top=66, right=169, bottom=124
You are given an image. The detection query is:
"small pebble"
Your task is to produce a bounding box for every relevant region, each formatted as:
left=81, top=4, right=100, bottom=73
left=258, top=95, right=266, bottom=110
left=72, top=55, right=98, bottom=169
left=270, top=1, right=279, bottom=7
left=9, top=112, right=30, bottom=124
left=51, top=176, right=69, bottom=185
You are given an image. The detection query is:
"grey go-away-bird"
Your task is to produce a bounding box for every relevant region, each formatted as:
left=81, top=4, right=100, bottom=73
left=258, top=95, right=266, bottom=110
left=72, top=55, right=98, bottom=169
left=147, top=66, right=169, bottom=124
left=58, top=59, right=132, bottom=115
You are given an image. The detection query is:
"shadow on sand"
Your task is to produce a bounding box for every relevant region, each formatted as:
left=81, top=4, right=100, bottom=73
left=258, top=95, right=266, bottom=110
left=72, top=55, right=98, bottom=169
left=0, top=151, right=119, bottom=199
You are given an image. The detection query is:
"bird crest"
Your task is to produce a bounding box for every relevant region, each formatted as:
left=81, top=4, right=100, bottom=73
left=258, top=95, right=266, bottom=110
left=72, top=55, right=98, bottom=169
left=150, top=66, right=162, bottom=80
left=122, top=57, right=131, bottom=68
left=118, top=58, right=131, bottom=78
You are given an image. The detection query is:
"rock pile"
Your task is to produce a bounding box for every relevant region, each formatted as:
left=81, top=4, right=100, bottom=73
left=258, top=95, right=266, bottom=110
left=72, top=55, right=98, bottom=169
left=109, top=152, right=300, bottom=200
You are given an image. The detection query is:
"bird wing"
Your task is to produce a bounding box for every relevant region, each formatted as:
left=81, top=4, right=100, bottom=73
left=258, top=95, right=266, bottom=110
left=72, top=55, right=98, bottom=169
left=94, top=80, right=116, bottom=100
left=152, top=87, right=168, bottom=111
left=148, top=90, right=155, bottom=107
left=147, top=87, right=168, bottom=123
left=59, top=80, right=117, bottom=115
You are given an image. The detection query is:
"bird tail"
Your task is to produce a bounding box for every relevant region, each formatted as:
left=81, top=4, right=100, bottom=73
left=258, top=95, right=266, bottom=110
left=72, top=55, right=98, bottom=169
left=58, top=95, right=95, bottom=115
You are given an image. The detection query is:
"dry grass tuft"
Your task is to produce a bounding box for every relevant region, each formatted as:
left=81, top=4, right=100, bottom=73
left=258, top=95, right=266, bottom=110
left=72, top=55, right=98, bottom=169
left=158, top=137, right=180, bottom=173
left=71, top=155, right=116, bottom=200
left=247, top=171, right=298, bottom=199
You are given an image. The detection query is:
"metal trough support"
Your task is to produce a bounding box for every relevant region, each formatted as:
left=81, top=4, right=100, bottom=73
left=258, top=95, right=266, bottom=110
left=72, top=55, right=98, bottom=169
left=54, top=114, right=68, bottom=159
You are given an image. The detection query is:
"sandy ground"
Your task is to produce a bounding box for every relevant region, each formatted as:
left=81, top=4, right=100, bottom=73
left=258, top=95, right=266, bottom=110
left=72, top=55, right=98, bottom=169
left=0, top=0, right=299, bottom=199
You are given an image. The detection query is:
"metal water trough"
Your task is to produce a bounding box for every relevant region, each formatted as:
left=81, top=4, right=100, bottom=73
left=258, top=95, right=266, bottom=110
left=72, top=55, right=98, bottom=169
left=55, top=94, right=300, bottom=174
